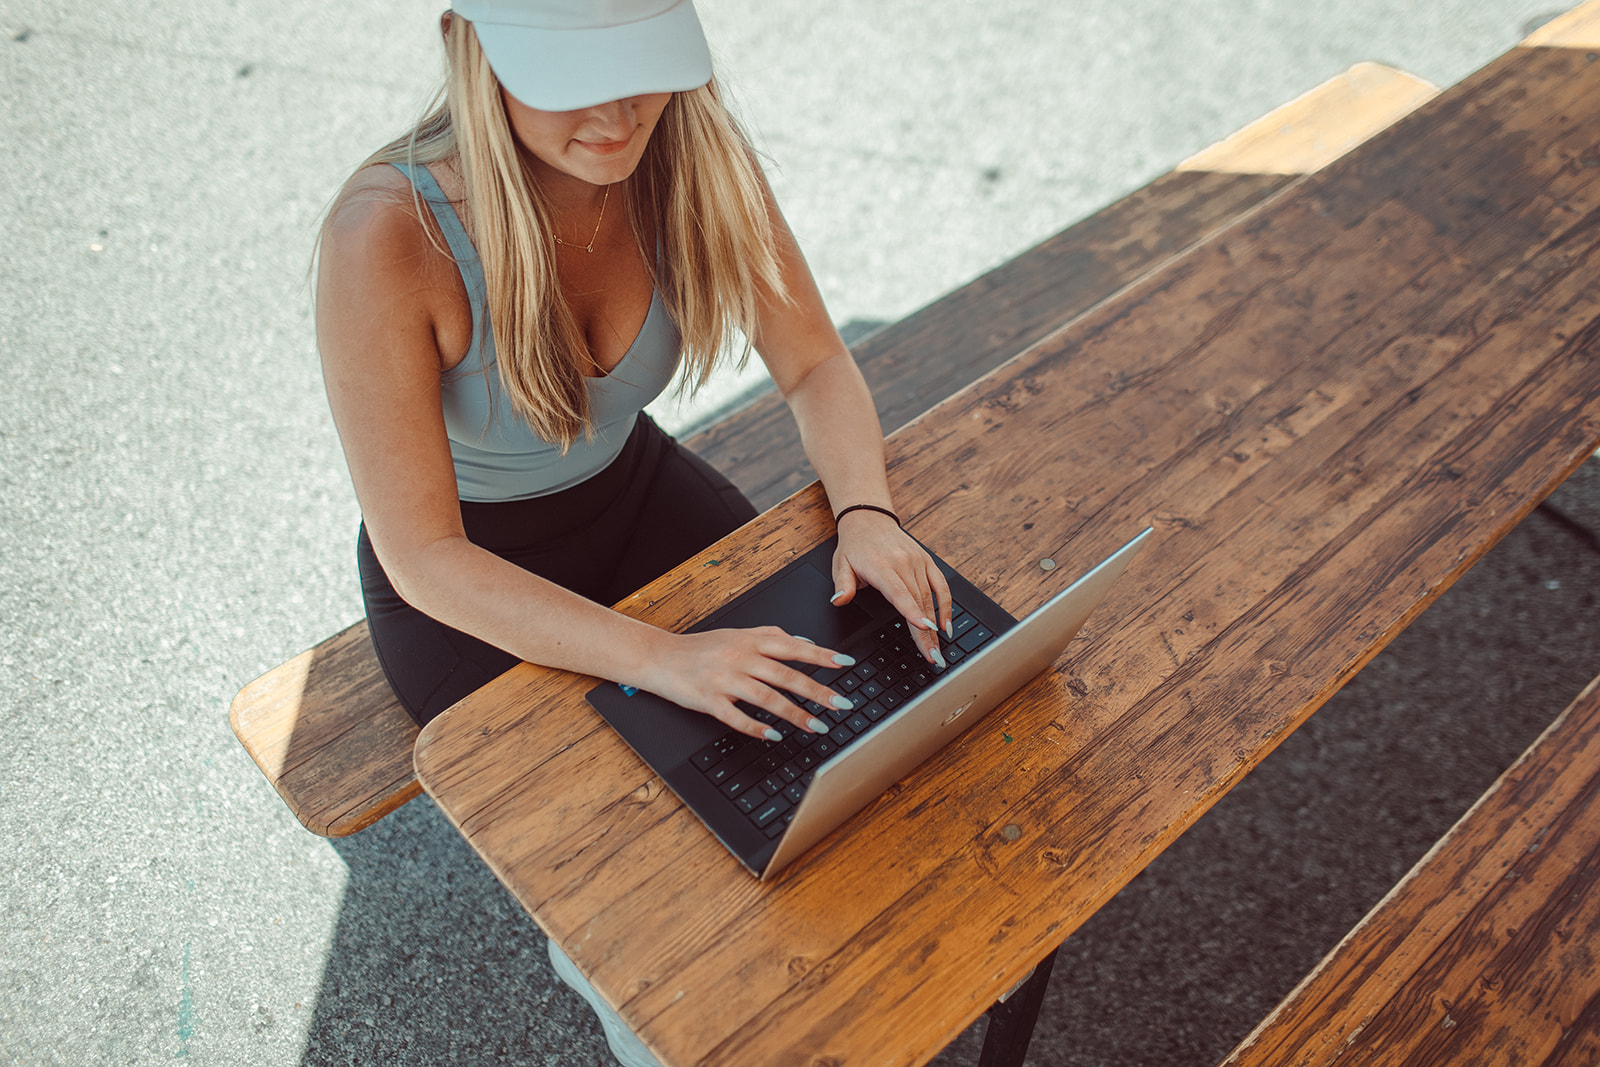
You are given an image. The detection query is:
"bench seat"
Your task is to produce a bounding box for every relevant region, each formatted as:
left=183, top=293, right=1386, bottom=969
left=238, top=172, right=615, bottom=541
left=1221, top=672, right=1600, bottom=1066
left=231, top=63, right=1437, bottom=837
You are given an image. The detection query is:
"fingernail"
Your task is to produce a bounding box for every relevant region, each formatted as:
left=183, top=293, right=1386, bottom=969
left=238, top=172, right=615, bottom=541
left=830, top=591, right=846, bottom=604
left=945, top=621, right=954, bottom=639
left=919, top=617, right=937, bottom=631
left=831, top=653, right=857, bottom=666
left=795, top=635, right=815, bottom=644
left=830, top=695, right=853, bottom=711
left=930, top=647, right=948, bottom=669
left=764, top=728, right=783, bottom=742
left=807, top=717, right=830, bottom=733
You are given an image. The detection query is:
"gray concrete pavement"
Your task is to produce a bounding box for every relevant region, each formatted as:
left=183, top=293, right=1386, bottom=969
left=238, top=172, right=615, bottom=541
left=3, top=1, right=1595, bottom=1064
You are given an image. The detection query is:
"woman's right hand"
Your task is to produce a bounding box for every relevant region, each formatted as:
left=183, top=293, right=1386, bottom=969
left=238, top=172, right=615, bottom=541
left=633, top=626, right=858, bottom=741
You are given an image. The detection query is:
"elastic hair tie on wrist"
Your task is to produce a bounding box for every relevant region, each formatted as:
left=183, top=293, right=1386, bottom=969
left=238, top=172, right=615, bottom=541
left=834, top=503, right=901, bottom=527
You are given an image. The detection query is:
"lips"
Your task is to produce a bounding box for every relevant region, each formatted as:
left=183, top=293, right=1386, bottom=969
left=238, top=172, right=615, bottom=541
left=576, top=136, right=632, bottom=156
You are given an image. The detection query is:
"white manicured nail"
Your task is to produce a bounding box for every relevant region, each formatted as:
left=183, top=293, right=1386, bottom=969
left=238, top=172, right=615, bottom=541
left=832, top=653, right=857, bottom=666
left=763, top=728, right=783, bottom=742
left=919, top=617, right=937, bottom=631
left=830, top=695, right=853, bottom=711
left=830, top=591, right=847, bottom=604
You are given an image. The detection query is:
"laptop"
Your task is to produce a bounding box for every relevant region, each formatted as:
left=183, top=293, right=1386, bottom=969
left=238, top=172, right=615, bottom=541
left=586, top=526, right=1152, bottom=879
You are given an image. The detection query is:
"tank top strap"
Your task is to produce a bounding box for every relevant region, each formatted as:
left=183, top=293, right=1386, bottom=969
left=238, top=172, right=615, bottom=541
left=389, top=162, right=491, bottom=379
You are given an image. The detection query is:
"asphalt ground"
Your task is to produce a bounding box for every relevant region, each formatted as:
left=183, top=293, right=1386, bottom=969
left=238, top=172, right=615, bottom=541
left=2, top=1, right=1595, bottom=1064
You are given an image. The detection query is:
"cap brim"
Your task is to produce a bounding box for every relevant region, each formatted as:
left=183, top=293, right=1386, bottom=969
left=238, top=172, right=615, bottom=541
left=472, top=0, right=712, bottom=112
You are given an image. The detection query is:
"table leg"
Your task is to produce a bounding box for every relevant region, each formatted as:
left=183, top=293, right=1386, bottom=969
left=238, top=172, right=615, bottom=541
left=976, top=946, right=1059, bottom=1067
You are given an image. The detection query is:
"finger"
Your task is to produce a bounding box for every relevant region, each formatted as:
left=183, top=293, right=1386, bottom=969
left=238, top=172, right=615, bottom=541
left=877, top=584, right=948, bottom=669
left=928, top=560, right=954, bottom=639
left=769, top=631, right=855, bottom=674
left=759, top=662, right=853, bottom=734
left=724, top=676, right=834, bottom=739
left=829, top=548, right=859, bottom=607
left=716, top=701, right=787, bottom=742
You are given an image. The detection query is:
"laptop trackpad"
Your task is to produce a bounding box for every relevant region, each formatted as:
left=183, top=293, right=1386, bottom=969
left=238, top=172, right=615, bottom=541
left=691, top=562, right=882, bottom=652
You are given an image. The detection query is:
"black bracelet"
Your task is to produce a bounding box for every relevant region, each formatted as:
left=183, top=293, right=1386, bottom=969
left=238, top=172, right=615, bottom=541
left=834, top=503, right=901, bottom=527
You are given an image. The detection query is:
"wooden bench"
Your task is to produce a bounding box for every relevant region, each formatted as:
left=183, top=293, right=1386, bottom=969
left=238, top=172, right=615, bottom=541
left=1220, top=671, right=1600, bottom=1066
left=230, top=62, right=1437, bottom=838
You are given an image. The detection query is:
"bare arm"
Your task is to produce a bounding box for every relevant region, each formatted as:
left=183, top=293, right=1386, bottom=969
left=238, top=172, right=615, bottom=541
left=748, top=177, right=953, bottom=665
left=315, top=168, right=845, bottom=737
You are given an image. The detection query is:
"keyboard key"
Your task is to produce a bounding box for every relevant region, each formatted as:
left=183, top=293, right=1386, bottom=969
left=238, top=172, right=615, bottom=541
left=862, top=700, right=889, bottom=722
left=957, top=625, right=994, bottom=653
left=829, top=724, right=854, bottom=746
left=722, top=765, right=766, bottom=799
left=751, top=794, right=792, bottom=828
left=784, top=782, right=806, bottom=805
left=691, top=747, right=723, bottom=771
left=846, top=713, right=871, bottom=734
left=837, top=673, right=861, bottom=692
left=859, top=680, right=884, bottom=700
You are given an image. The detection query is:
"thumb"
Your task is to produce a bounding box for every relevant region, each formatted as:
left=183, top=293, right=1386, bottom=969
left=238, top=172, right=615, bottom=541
left=830, top=551, right=859, bottom=607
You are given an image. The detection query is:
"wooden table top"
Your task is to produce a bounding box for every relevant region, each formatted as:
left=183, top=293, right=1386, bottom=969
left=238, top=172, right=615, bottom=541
left=414, top=31, right=1600, bottom=1067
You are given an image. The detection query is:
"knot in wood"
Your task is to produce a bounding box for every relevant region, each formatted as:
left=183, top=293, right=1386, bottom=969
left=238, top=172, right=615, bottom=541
left=1001, top=824, right=1022, bottom=842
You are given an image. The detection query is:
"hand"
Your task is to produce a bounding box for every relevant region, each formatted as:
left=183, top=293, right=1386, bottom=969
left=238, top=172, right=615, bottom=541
left=634, top=627, right=858, bottom=741
left=829, top=511, right=953, bottom=668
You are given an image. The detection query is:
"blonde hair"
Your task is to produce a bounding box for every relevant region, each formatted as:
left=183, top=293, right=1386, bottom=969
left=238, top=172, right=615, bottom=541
left=343, top=16, right=786, bottom=448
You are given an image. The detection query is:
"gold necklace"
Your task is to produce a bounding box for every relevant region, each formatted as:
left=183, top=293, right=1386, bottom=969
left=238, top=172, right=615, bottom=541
left=553, top=184, right=610, bottom=253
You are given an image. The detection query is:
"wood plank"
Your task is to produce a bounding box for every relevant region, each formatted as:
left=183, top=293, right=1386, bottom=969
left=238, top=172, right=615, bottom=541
left=1524, top=0, right=1600, bottom=48
left=1177, top=63, right=1437, bottom=175
left=228, top=620, right=420, bottom=837
left=1221, top=674, right=1600, bottom=1067
left=689, top=60, right=1444, bottom=509
left=685, top=169, right=1294, bottom=510
left=414, top=42, right=1600, bottom=1067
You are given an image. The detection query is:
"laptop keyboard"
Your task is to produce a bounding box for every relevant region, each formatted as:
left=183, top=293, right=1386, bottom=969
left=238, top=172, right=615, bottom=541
left=688, top=601, right=997, bottom=839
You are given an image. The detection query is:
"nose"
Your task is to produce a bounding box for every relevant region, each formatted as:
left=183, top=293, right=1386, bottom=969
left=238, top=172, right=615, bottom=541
left=584, top=98, right=638, bottom=139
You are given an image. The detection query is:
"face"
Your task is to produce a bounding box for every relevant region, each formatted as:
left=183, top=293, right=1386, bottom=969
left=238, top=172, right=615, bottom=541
left=500, top=90, right=673, bottom=192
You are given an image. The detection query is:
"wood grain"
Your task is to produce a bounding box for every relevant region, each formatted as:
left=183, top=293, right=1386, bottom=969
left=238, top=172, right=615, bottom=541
left=1525, top=0, right=1600, bottom=48
left=228, top=620, right=420, bottom=837
left=1177, top=63, right=1437, bottom=175
left=415, top=42, right=1600, bottom=1067
left=1221, top=674, right=1600, bottom=1067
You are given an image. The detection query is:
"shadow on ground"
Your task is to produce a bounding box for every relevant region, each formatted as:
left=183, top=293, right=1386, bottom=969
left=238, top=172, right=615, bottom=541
left=298, top=459, right=1600, bottom=1067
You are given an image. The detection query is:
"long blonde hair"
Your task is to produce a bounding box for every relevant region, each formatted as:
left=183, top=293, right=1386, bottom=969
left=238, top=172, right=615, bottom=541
left=348, top=16, right=786, bottom=448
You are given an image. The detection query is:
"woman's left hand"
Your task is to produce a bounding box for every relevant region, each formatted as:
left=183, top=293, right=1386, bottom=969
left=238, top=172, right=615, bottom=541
left=828, top=510, right=953, bottom=667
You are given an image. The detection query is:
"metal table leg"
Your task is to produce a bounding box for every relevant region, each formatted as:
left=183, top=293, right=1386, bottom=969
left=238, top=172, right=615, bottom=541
left=977, top=945, right=1059, bottom=1067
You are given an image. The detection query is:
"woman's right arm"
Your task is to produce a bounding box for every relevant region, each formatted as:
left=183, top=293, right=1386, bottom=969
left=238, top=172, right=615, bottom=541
left=314, top=172, right=842, bottom=738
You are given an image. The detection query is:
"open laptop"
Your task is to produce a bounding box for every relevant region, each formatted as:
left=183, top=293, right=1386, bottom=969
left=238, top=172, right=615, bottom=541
left=586, top=526, right=1152, bottom=879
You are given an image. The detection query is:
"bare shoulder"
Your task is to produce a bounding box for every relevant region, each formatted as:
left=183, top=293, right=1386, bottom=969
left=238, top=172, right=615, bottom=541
left=321, top=164, right=437, bottom=267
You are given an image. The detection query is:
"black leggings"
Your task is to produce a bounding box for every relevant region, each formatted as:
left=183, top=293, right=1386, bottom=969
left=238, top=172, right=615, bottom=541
left=358, top=415, right=758, bottom=726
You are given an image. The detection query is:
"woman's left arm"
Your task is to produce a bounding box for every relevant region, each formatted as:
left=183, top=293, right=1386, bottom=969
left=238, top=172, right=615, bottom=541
left=750, top=179, right=952, bottom=667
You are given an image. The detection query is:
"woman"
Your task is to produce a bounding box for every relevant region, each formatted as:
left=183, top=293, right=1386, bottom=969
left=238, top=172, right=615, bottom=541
left=318, top=0, right=949, bottom=737
left=316, top=2, right=950, bottom=1061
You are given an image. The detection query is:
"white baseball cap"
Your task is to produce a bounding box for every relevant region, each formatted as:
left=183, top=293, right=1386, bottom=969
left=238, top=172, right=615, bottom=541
left=451, top=0, right=713, bottom=112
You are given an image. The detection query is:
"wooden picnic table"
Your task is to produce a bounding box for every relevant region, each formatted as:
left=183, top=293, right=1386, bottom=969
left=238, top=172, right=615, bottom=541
left=412, top=28, right=1600, bottom=1067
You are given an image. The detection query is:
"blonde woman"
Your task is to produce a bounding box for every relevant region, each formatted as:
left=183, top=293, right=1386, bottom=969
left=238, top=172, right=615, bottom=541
left=319, top=0, right=950, bottom=739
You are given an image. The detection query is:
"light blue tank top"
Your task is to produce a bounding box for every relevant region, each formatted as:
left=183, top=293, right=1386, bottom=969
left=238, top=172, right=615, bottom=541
left=392, top=163, right=681, bottom=502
